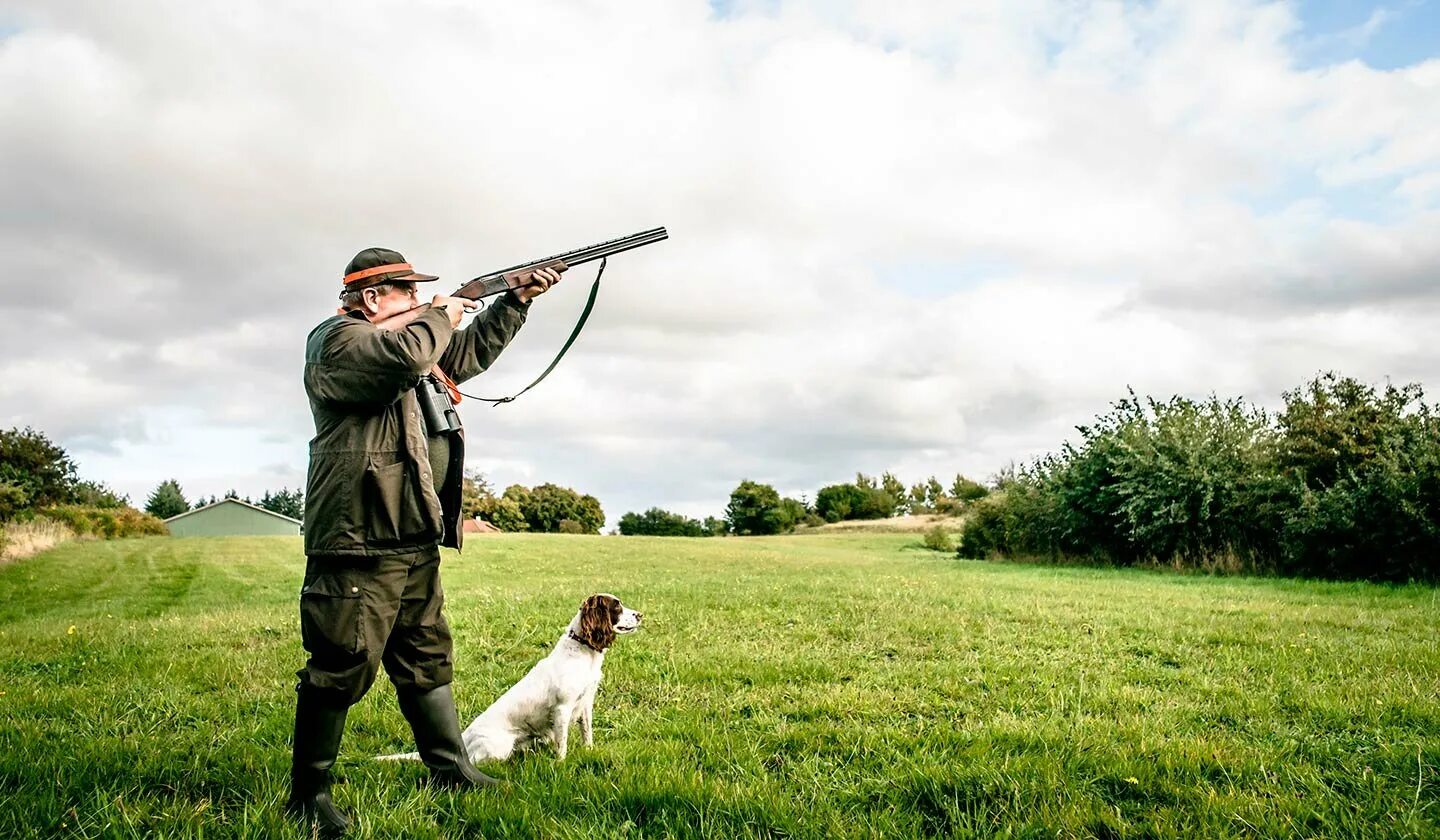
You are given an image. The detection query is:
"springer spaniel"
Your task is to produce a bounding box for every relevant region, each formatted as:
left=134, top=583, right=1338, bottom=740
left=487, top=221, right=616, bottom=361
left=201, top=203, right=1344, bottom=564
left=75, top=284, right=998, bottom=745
left=380, top=593, right=642, bottom=763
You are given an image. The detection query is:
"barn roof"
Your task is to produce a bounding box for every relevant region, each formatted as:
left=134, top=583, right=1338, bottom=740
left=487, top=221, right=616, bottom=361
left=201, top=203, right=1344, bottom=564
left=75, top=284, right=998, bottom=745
left=163, top=497, right=303, bottom=525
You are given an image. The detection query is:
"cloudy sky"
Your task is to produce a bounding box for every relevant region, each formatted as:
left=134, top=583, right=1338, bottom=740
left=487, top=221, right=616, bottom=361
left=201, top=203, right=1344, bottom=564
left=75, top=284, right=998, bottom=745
left=1, top=0, right=1437, bottom=525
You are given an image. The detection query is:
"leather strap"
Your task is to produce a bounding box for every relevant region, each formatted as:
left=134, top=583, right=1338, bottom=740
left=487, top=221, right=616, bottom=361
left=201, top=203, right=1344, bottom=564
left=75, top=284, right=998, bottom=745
left=461, top=257, right=606, bottom=407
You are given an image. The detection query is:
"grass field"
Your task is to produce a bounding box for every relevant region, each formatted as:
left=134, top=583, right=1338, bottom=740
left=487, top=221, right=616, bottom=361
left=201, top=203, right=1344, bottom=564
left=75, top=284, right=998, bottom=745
left=0, top=534, right=1437, bottom=839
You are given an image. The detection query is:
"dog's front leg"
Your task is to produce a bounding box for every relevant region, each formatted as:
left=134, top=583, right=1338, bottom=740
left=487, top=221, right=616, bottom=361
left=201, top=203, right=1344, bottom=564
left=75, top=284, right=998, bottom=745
left=550, top=706, right=573, bottom=760
left=579, top=687, right=596, bottom=748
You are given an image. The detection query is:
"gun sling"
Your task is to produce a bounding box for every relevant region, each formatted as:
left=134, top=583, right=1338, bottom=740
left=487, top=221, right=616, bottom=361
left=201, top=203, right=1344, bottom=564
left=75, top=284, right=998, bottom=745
left=459, top=256, right=608, bottom=406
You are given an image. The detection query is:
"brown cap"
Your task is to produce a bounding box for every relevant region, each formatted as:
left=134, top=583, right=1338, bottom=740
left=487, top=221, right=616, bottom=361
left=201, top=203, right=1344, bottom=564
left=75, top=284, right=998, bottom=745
left=341, top=247, right=439, bottom=291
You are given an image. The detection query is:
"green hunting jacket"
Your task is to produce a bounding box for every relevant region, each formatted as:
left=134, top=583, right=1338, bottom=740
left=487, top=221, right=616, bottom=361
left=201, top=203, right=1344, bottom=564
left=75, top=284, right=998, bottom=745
left=302, top=295, right=529, bottom=556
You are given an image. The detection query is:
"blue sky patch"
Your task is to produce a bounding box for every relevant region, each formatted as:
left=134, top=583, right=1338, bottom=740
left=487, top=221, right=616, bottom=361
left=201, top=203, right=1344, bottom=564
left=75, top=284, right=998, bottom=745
left=1293, top=0, right=1440, bottom=69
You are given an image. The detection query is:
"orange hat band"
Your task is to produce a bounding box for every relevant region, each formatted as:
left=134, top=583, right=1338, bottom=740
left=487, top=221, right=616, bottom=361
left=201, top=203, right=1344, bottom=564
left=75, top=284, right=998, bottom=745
left=343, top=262, right=412, bottom=286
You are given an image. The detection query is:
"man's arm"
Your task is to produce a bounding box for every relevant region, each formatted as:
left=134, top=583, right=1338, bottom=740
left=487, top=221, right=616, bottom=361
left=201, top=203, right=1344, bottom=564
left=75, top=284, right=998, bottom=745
left=436, top=292, right=531, bottom=384
left=306, top=308, right=456, bottom=405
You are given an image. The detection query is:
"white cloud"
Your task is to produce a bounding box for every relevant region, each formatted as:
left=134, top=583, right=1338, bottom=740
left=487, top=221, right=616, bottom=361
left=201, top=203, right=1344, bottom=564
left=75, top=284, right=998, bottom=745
left=1, top=0, right=1437, bottom=525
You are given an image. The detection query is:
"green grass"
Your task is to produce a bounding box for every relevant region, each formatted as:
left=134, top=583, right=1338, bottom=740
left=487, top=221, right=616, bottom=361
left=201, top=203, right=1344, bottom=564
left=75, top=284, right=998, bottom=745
left=0, top=534, right=1437, bottom=839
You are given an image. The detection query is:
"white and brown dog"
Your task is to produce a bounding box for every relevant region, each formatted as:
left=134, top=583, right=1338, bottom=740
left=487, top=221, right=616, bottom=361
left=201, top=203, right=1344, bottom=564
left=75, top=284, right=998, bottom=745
left=380, top=594, right=642, bottom=763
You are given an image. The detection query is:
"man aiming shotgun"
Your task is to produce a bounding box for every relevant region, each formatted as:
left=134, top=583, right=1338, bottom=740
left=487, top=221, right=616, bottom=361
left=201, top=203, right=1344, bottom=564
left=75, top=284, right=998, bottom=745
left=288, top=228, right=665, bottom=835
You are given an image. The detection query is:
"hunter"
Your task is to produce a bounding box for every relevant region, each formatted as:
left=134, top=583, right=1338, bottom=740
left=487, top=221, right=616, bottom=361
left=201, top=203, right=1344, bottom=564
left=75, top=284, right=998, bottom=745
left=286, top=246, right=559, bottom=835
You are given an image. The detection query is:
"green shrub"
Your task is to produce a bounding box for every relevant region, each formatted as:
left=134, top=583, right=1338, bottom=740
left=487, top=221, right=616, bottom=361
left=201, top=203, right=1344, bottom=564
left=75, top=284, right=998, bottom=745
left=921, top=525, right=954, bottom=552
left=556, top=518, right=588, bottom=534
left=0, top=481, right=30, bottom=524
left=961, top=374, right=1440, bottom=582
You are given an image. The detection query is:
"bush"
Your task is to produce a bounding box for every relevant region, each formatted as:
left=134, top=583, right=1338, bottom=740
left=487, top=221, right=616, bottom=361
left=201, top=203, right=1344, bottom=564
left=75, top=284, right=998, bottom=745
left=921, top=525, right=954, bottom=552
left=958, top=374, right=1440, bottom=582
left=0, top=481, right=30, bottom=524
left=39, top=505, right=167, bottom=539
left=1270, top=374, right=1440, bottom=582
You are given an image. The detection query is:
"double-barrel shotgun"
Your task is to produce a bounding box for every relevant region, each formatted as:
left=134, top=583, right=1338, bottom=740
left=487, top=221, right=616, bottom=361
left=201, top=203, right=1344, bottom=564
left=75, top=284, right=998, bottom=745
left=384, top=226, right=668, bottom=412
left=374, top=227, right=668, bottom=332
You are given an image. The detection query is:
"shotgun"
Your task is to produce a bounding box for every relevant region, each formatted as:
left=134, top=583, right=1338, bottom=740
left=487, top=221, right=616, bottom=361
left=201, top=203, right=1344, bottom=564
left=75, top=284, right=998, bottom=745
left=374, top=227, right=668, bottom=332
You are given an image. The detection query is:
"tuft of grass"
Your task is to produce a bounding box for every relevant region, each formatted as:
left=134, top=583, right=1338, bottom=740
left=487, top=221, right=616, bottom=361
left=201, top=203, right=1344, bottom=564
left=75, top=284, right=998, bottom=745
left=0, top=533, right=1436, bottom=838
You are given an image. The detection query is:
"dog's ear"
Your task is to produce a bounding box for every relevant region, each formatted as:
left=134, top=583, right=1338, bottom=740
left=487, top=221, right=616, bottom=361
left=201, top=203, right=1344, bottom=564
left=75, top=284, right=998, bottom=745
left=579, top=594, right=618, bottom=651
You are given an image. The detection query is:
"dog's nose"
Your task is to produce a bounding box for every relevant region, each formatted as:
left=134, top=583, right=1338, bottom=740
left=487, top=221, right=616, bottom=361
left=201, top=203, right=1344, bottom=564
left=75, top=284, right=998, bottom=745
left=636, top=612, right=644, bottom=620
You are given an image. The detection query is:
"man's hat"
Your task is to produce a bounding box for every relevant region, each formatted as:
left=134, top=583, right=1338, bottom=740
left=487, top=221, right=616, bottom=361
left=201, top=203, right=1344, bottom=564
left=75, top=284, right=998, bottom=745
left=341, top=247, right=439, bottom=291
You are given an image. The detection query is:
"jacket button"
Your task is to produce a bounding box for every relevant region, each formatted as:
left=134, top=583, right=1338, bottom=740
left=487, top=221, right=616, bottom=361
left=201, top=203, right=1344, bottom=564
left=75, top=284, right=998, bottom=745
left=350, top=586, right=359, bottom=594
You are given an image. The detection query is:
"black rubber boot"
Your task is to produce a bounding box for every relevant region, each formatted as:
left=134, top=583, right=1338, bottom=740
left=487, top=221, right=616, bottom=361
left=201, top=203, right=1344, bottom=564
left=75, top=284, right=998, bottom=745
left=396, top=683, right=502, bottom=789
left=284, top=683, right=353, bottom=837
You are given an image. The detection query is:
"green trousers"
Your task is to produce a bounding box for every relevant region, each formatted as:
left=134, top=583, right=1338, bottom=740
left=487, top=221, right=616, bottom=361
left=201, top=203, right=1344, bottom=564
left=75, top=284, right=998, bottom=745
left=295, top=546, right=453, bottom=706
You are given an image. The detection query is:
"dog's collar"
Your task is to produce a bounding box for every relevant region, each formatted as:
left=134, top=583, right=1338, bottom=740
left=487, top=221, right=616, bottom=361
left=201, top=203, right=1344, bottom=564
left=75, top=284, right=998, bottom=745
left=568, top=630, right=604, bottom=652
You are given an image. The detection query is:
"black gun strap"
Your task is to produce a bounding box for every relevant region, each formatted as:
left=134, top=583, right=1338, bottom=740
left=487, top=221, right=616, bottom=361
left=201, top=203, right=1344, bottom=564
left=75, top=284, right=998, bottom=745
left=459, top=257, right=606, bottom=407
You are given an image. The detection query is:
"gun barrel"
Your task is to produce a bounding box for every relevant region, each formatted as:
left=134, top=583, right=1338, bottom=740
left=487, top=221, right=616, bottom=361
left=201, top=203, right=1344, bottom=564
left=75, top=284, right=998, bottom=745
left=474, top=227, right=667, bottom=282
left=559, top=226, right=669, bottom=267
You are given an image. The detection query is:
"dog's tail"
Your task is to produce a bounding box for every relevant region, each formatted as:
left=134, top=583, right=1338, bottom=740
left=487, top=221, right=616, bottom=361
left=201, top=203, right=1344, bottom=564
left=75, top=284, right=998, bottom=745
left=375, top=751, right=420, bottom=761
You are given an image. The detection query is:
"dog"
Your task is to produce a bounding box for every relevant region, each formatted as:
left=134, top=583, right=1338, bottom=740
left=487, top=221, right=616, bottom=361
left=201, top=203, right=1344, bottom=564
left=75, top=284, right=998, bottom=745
left=379, top=593, right=642, bottom=763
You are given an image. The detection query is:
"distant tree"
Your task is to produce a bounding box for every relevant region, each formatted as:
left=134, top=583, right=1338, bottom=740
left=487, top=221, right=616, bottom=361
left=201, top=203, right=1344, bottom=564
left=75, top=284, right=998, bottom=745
left=725, top=479, right=790, bottom=535
left=815, top=483, right=865, bottom=522
left=0, top=426, right=78, bottom=508
left=71, top=480, right=128, bottom=509
left=702, top=515, right=730, bottom=536
left=881, top=472, right=908, bottom=515
left=459, top=469, right=493, bottom=518
left=481, top=493, right=528, bottom=532
left=924, top=477, right=946, bottom=509
left=259, top=487, right=304, bottom=520
left=815, top=480, right=895, bottom=522
left=779, top=496, right=809, bottom=530
left=521, top=483, right=604, bottom=534
left=908, top=482, right=931, bottom=514
left=949, top=474, right=989, bottom=504
left=144, top=479, right=189, bottom=520
left=618, top=508, right=706, bottom=536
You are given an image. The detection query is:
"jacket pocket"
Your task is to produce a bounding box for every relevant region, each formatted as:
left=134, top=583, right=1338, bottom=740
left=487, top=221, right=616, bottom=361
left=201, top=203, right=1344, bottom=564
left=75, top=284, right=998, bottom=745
left=363, top=459, right=432, bottom=547
left=299, top=570, right=365, bottom=656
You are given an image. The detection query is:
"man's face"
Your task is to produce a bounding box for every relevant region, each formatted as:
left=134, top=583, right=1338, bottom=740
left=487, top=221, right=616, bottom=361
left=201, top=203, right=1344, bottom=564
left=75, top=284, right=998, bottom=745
left=361, top=282, right=419, bottom=322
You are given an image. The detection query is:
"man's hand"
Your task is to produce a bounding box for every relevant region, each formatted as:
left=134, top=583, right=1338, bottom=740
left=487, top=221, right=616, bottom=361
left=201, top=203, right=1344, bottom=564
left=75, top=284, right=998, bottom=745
left=431, top=295, right=477, bottom=329
left=515, top=266, right=563, bottom=303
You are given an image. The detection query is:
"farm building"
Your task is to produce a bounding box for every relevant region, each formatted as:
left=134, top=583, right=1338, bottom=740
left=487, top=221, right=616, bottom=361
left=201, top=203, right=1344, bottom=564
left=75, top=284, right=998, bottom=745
left=164, top=498, right=302, bottom=537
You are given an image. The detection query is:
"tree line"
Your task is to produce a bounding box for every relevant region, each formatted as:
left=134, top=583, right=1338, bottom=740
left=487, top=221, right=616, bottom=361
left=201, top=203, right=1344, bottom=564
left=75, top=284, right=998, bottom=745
left=142, top=480, right=304, bottom=521
left=959, top=373, right=1440, bottom=583
left=0, top=427, right=166, bottom=548
left=461, top=472, right=605, bottom=534
left=616, top=472, right=989, bottom=537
